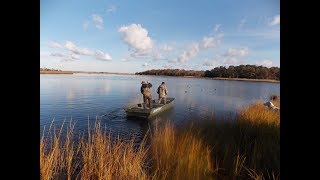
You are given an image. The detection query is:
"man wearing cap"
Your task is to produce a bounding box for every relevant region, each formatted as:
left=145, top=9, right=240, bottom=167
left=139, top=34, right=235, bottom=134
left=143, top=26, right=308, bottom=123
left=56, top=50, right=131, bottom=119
left=157, top=82, right=168, bottom=104
left=140, top=81, right=153, bottom=109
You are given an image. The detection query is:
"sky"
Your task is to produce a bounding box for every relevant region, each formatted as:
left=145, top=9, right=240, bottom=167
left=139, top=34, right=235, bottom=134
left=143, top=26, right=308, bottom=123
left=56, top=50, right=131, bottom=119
left=40, top=0, right=280, bottom=73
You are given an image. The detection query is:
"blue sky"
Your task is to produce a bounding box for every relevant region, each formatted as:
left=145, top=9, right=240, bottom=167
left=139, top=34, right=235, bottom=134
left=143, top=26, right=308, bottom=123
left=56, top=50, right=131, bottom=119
left=40, top=0, right=280, bottom=73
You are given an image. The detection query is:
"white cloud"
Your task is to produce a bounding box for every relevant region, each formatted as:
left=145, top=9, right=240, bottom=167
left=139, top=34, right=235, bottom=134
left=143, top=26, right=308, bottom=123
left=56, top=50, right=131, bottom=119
left=119, top=23, right=160, bottom=60
left=40, top=51, right=52, bottom=61
left=83, top=21, right=89, bottom=30
left=62, top=54, right=81, bottom=61
left=152, top=53, right=171, bottom=62
left=48, top=41, right=63, bottom=48
left=95, top=50, right=112, bottom=61
left=176, top=43, right=200, bottom=63
left=92, top=14, right=104, bottom=29
left=65, top=41, right=93, bottom=55
left=202, top=49, right=247, bottom=68
left=203, top=59, right=216, bottom=67
left=269, top=15, right=280, bottom=26
left=40, top=51, right=50, bottom=57
left=107, top=5, right=117, bottom=13
left=119, top=23, right=153, bottom=52
left=225, top=48, right=249, bottom=57
left=202, top=58, right=241, bottom=68
left=200, top=36, right=216, bottom=48
left=129, top=49, right=166, bottom=61
left=142, top=62, right=150, bottom=67
left=70, top=54, right=80, bottom=60
left=47, top=40, right=112, bottom=62
left=130, top=50, right=151, bottom=58
left=50, top=52, right=65, bottom=57
left=160, top=44, right=174, bottom=51
left=173, top=28, right=224, bottom=63
left=202, top=48, right=249, bottom=67
left=151, top=51, right=166, bottom=60
left=256, top=60, right=273, bottom=67
left=223, top=57, right=241, bottom=64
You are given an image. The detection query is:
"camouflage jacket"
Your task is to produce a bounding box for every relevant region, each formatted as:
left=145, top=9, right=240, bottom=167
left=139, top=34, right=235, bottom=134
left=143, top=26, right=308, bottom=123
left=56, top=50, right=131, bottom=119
left=141, top=83, right=152, bottom=95
left=157, top=84, right=168, bottom=97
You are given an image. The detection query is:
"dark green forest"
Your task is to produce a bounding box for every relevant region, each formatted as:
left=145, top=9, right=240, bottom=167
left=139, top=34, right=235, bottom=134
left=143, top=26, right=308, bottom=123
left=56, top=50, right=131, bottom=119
left=136, top=69, right=205, bottom=77
left=135, top=65, right=280, bottom=80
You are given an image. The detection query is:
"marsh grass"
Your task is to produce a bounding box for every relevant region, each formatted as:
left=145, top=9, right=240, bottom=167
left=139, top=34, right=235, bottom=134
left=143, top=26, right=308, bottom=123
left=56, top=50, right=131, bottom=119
left=150, top=121, right=213, bottom=180
left=185, top=101, right=280, bottom=179
left=239, top=101, right=280, bottom=126
left=40, top=121, right=149, bottom=180
left=40, top=100, right=279, bottom=180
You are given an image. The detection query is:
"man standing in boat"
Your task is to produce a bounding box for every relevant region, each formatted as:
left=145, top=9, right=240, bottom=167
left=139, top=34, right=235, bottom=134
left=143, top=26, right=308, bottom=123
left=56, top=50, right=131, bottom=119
left=141, top=81, right=152, bottom=109
left=157, top=82, right=168, bottom=104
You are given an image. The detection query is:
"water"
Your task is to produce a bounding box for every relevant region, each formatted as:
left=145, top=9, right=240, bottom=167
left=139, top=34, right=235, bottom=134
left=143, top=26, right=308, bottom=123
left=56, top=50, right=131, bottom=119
left=40, top=74, right=279, bottom=141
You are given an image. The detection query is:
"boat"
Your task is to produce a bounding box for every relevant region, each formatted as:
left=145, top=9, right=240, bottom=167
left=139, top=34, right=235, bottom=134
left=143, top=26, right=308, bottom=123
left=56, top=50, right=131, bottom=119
left=124, top=98, right=175, bottom=119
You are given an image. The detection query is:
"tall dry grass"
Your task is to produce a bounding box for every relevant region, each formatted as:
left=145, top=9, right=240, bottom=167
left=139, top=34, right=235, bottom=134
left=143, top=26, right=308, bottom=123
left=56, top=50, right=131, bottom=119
left=238, top=101, right=280, bottom=126
left=40, top=100, right=279, bottom=180
left=40, top=121, right=149, bottom=180
left=150, top=121, right=213, bottom=180
left=40, top=121, right=214, bottom=180
left=188, top=100, right=280, bottom=179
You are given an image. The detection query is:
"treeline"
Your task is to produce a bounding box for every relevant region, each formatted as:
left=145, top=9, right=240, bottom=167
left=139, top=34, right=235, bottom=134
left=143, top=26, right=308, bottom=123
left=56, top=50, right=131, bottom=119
left=135, top=69, right=205, bottom=77
left=135, top=65, right=280, bottom=80
left=204, top=65, right=280, bottom=80
left=40, top=68, right=62, bottom=71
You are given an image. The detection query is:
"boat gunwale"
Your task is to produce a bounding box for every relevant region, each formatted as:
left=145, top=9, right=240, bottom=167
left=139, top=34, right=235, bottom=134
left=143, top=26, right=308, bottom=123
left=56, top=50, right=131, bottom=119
left=124, top=98, right=175, bottom=117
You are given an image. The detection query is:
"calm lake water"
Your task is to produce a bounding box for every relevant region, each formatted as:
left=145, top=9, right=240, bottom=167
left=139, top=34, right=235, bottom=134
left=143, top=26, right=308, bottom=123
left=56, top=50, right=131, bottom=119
left=40, top=74, right=279, bottom=141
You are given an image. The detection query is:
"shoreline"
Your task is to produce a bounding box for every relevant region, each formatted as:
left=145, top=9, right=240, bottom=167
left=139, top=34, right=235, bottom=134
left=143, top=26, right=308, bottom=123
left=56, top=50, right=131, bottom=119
left=209, top=77, right=279, bottom=82
left=40, top=70, right=74, bottom=74
left=40, top=71, right=279, bottom=82
left=138, top=74, right=280, bottom=83
left=40, top=70, right=133, bottom=75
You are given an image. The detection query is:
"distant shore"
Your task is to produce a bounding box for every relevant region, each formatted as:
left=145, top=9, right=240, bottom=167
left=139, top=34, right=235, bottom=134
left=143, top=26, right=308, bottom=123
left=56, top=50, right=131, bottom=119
left=187, top=76, right=280, bottom=82
left=40, top=70, right=74, bottom=74
left=210, top=77, right=279, bottom=82
left=138, top=74, right=280, bottom=83
left=40, top=71, right=279, bottom=82
left=40, top=70, right=133, bottom=75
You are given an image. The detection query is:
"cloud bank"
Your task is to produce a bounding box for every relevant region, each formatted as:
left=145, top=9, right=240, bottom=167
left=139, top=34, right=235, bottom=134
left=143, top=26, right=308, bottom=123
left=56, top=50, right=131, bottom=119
left=48, top=41, right=112, bottom=61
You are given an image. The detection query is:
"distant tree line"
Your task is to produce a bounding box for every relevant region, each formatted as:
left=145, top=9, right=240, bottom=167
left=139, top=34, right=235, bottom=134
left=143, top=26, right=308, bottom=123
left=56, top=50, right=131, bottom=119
left=204, top=65, right=280, bottom=80
left=135, top=69, right=205, bottom=77
left=135, top=65, right=280, bottom=80
left=40, top=68, right=62, bottom=71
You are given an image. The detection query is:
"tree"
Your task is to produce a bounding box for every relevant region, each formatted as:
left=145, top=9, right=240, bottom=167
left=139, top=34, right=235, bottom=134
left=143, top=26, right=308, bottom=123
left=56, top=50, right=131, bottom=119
left=135, top=65, right=280, bottom=80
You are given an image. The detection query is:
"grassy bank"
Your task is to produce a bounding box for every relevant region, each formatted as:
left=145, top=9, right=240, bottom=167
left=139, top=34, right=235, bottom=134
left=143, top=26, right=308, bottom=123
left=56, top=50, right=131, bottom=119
left=184, top=101, right=280, bottom=179
left=40, top=101, right=280, bottom=180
